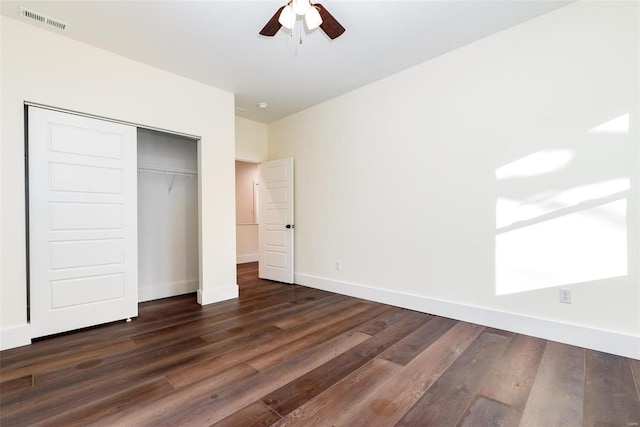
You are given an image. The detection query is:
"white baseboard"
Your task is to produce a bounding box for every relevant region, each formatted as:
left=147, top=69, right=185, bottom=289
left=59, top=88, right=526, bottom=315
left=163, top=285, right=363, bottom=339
left=138, top=279, right=199, bottom=303
left=237, top=254, right=258, bottom=264
left=197, top=284, right=239, bottom=306
left=0, top=323, right=32, bottom=351
left=295, top=273, right=640, bottom=360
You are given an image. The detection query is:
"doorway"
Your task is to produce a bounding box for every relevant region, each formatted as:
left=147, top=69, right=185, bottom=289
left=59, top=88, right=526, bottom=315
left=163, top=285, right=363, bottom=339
left=235, top=158, right=295, bottom=284
left=235, top=160, right=260, bottom=265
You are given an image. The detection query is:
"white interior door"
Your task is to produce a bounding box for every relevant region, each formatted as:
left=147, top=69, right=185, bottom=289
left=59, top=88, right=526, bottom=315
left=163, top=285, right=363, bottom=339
left=259, top=158, right=294, bottom=283
left=28, top=107, right=138, bottom=338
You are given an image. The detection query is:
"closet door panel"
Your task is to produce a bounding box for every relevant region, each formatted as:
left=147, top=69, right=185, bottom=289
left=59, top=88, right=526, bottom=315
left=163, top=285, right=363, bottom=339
left=49, top=162, right=123, bottom=194
left=49, top=122, right=123, bottom=159
left=50, top=273, right=125, bottom=309
left=49, top=202, right=123, bottom=230
left=49, top=239, right=124, bottom=270
left=28, top=106, right=138, bottom=338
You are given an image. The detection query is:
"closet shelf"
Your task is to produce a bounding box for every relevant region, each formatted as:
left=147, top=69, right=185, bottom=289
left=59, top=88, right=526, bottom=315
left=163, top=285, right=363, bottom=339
left=137, top=163, right=197, bottom=178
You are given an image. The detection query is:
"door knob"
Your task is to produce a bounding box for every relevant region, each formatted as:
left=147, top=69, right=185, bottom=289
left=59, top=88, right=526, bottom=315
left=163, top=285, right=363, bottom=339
left=286, top=224, right=295, bottom=229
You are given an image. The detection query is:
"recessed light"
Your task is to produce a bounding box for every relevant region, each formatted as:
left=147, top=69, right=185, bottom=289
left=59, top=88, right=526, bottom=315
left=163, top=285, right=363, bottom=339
left=257, top=102, right=268, bottom=109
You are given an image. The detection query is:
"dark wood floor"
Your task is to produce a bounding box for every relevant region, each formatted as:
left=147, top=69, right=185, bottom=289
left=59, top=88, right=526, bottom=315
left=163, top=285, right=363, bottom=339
left=1, top=262, right=638, bottom=426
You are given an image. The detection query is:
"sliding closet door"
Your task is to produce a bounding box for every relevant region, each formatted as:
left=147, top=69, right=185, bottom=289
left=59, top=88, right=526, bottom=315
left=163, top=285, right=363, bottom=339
left=28, top=107, right=138, bottom=338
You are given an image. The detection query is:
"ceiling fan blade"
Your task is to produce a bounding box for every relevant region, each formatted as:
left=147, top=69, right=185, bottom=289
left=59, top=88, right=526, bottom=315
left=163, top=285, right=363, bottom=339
left=314, top=3, right=345, bottom=39
left=259, top=5, right=286, bottom=36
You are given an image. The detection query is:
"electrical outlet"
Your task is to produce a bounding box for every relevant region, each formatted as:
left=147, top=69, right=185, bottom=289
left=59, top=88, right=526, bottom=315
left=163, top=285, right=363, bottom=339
left=335, top=261, right=341, bottom=271
left=559, top=288, right=572, bottom=304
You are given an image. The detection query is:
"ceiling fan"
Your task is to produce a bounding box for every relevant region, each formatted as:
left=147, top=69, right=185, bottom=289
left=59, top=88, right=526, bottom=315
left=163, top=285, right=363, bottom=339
left=259, top=0, right=345, bottom=40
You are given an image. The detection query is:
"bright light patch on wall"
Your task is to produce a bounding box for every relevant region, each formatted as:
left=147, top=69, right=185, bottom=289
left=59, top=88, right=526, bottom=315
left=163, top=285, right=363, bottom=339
left=588, top=114, right=630, bottom=134
left=495, top=199, right=627, bottom=295
left=496, top=178, right=630, bottom=229
left=495, top=149, right=574, bottom=180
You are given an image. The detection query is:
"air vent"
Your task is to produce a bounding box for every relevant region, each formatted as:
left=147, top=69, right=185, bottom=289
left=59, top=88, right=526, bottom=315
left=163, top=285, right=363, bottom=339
left=19, top=7, right=67, bottom=31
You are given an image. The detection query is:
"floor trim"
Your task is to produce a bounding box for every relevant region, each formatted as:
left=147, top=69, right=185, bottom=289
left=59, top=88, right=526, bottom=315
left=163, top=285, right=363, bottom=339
left=295, top=273, right=640, bottom=359
left=237, top=254, right=258, bottom=264
left=138, top=279, right=199, bottom=302
left=0, top=323, right=32, bottom=351
left=197, top=284, right=239, bottom=306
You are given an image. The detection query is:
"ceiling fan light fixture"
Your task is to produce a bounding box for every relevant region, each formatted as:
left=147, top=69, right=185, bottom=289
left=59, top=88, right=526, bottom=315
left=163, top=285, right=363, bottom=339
left=305, top=6, right=322, bottom=30
left=278, top=5, right=295, bottom=30
left=292, top=0, right=311, bottom=16
left=259, top=1, right=344, bottom=40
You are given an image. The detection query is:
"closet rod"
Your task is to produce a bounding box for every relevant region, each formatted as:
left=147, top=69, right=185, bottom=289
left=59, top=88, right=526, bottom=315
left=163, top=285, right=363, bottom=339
left=137, top=163, right=197, bottom=178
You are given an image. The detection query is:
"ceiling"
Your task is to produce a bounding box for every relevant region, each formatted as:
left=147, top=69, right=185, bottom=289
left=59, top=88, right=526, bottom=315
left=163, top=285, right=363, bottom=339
left=1, top=1, right=572, bottom=123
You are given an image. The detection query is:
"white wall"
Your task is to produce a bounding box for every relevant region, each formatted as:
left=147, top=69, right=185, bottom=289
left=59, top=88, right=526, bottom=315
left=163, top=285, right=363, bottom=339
left=137, top=129, right=199, bottom=302
left=235, top=161, right=258, bottom=224
left=269, top=1, right=639, bottom=358
left=0, top=16, right=237, bottom=350
left=235, top=117, right=268, bottom=264
left=236, top=116, right=268, bottom=163
left=236, top=224, right=259, bottom=264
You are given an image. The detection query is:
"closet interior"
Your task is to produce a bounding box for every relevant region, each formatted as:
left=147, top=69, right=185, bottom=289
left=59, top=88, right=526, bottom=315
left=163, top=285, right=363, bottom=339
left=137, top=129, right=199, bottom=302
